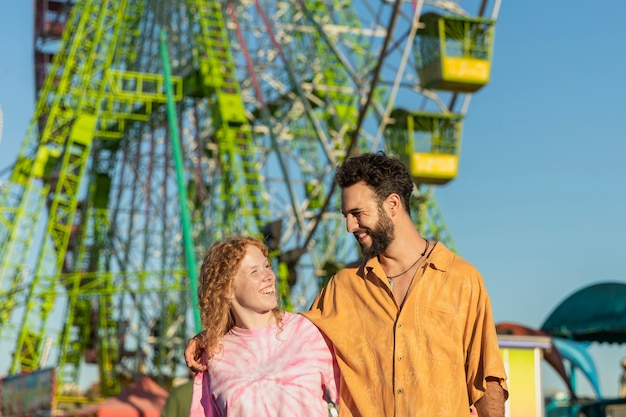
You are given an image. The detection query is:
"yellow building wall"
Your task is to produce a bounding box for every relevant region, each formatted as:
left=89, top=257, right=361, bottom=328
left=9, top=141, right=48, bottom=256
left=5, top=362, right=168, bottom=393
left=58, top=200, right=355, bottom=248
left=499, top=336, right=551, bottom=417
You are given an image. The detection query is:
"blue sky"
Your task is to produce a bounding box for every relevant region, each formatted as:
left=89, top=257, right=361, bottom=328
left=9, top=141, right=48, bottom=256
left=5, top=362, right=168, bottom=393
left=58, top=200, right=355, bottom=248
left=1, top=1, right=626, bottom=400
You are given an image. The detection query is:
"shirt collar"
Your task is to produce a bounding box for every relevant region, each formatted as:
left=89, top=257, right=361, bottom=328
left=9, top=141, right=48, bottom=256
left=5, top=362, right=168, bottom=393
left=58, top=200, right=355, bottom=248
left=360, top=240, right=450, bottom=279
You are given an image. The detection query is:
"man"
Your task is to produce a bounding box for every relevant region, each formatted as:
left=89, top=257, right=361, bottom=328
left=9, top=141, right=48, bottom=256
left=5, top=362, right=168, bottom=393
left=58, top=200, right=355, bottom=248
left=185, top=152, right=508, bottom=416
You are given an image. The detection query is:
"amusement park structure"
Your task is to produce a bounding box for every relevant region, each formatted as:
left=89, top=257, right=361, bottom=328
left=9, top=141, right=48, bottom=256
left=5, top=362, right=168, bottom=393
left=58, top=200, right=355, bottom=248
left=0, top=0, right=501, bottom=407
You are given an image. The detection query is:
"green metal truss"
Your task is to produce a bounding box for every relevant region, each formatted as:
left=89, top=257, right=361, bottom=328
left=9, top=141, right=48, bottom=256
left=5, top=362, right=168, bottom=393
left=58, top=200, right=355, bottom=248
left=186, top=0, right=269, bottom=233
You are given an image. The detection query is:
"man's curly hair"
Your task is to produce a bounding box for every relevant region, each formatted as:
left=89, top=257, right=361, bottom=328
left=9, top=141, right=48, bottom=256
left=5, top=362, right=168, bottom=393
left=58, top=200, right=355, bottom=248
left=335, top=151, right=414, bottom=212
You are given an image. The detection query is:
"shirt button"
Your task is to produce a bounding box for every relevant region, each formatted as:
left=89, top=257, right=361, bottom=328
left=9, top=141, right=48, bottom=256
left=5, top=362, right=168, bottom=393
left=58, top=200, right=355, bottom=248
left=397, top=388, right=404, bottom=395
left=398, top=356, right=404, bottom=361
left=397, top=323, right=403, bottom=328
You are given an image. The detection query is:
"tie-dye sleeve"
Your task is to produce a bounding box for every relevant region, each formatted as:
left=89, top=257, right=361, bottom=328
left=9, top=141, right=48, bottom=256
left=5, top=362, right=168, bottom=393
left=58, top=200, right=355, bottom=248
left=189, top=366, right=222, bottom=417
left=323, top=337, right=340, bottom=408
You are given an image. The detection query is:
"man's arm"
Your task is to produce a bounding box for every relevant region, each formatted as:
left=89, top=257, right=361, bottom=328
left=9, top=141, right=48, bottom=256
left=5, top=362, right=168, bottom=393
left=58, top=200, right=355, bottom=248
left=184, top=332, right=207, bottom=373
left=474, top=377, right=505, bottom=417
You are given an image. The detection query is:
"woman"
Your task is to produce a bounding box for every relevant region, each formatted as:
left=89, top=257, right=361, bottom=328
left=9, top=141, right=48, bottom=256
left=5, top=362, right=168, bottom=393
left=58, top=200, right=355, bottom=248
left=189, top=236, right=339, bottom=417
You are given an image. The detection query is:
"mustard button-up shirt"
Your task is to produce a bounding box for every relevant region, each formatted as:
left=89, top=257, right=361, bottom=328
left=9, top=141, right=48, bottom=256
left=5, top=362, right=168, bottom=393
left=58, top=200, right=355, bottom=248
left=304, top=243, right=508, bottom=417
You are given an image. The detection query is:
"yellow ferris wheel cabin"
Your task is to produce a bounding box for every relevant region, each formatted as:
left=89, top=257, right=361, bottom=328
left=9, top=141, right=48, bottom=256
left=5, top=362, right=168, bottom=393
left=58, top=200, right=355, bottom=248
left=386, top=108, right=464, bottom=185
left=415, top=12, right=496, bottom=93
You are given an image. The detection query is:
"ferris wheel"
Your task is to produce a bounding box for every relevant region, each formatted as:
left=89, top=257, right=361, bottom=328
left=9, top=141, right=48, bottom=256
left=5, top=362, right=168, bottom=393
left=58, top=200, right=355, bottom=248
left=0, top=0, right=501, bottom=404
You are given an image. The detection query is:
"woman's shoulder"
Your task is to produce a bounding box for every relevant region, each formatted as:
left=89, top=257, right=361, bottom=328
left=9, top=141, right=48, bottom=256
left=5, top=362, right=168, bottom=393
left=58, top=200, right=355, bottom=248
left=282, top=311, right=298, bottom=323
left=283, top=311, right=309, bottom=327
left=285, top=312, right=322, bottom=333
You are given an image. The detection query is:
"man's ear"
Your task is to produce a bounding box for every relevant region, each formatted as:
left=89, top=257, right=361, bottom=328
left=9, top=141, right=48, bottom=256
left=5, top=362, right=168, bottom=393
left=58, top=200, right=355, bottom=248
left=386, top=193, right=402, bottom=215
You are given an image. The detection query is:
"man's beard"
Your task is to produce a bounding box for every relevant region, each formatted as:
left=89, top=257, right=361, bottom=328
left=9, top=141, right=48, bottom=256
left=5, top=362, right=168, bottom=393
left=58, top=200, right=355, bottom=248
left=360, top=208, right=395, bottom=258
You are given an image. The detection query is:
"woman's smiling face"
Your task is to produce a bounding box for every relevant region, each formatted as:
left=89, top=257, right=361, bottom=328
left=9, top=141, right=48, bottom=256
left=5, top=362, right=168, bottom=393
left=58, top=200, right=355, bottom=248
left=230, top=244, right=278, bottom=328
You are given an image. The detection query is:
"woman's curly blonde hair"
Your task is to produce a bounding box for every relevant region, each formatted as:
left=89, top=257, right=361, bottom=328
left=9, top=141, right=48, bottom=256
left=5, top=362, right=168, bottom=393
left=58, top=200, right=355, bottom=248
left=197, top=236, right=283, bottom=356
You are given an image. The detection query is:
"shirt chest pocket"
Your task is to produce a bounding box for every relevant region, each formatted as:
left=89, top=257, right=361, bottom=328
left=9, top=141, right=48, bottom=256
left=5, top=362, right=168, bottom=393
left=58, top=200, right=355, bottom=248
left=416, top=305, right=463, bottom=365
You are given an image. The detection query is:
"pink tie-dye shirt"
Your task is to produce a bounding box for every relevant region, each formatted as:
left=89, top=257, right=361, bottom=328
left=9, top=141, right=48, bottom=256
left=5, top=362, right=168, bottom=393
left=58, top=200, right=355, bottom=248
left=189, top=312, right=339, bottom=417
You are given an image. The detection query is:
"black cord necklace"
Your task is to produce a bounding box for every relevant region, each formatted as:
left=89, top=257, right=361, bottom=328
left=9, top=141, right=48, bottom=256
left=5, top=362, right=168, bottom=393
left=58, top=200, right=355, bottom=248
left=387, top=238, right=429, bottom=285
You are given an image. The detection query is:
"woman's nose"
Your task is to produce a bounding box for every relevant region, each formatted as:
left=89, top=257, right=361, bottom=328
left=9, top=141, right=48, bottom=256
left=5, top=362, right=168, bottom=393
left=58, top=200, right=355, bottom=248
left=263, top=269, right=275, bottom=281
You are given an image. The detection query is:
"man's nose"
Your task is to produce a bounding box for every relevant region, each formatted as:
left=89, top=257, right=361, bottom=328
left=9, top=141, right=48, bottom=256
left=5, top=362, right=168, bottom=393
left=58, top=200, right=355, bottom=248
left=345, top=214, right=358, bottom=233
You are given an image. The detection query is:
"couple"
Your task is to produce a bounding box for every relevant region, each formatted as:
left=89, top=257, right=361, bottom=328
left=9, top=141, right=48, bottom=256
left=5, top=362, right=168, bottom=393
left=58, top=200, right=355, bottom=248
left=185, top=152, right=508, bottom=417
